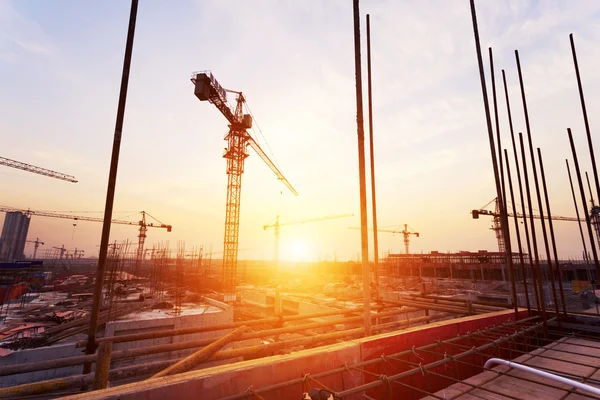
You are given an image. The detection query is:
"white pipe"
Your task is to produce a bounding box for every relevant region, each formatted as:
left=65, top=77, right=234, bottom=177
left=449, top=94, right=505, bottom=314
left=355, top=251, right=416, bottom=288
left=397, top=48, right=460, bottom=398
left=484, top=358, right=600, bottom=397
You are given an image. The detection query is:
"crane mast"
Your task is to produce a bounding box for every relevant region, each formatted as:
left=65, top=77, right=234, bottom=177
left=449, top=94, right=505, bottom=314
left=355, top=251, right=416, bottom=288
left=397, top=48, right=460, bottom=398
left=192, top=71, right=297, bottom=301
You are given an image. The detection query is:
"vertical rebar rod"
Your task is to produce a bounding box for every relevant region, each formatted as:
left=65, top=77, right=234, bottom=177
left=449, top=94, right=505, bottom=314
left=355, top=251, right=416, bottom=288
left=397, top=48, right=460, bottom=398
left=490, top=48, right=517, bottom=301
left=567, top=161, right=592, bottom=281
left=366, top=14, right=380, bottom=301
left=503, top=69, right=537, bottom=310
left=469, top=0, right=518, bottom=317
left=570, top=34, right=600, bottom=204
left=537, top=148, right=567, bottom=316
left=85, top=0, right=138, bottom=372
left=519, top=132, right=547, bottom=323
left=490, top=48, right=506, bottom=218
left=568, top=128, right=600, bottom=286
left=525, top=125, right=560, bottom=317
left=504, top=149, right=531, bottom=311
left=516, top=48, right=553, bottom=319
left=352, top=0, right=371, bottom=336
left=586, top=172, right=596, bottom=206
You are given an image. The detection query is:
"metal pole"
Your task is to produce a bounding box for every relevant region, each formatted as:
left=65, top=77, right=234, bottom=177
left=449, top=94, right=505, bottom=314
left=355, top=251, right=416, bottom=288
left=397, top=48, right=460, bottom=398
left=503, top=149, right=531, bottom=311
left=567, top=161, right=592, bottom=280
left=352, top=0, right=371, bottom=335
left=519, top=132, right=548, bottom=323
left=490, top=47, right=518, bottom=312
left=504, top=70, right=539, bottom=311
left=525, top=126, right=560, bottom=317
left=568, top=128, right=600, bottom=285
left=366, top=14, right=380, bottom=301
left=84, top=0, right=138, bottom=373
left=570, top=34, right=600, bottom=204
left=537, top=148, right=567, bottom=316
left=469, top=1, right=517, bottom=316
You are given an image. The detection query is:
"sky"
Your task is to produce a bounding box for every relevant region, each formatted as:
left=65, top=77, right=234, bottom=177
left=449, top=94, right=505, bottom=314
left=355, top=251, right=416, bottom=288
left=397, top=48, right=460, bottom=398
left=2, top=0, right=600, bottom=262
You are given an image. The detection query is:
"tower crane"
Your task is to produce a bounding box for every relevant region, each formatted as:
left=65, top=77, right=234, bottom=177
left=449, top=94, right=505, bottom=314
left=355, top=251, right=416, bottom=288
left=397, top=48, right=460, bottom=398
left=0, top=156, right=77, bottom=183
left=471, top=197, right=583, bottom=252
left=349, top=224, right=420, bottom=254
left=0, top=207, right=171, bottom=272
left=26, top=238, right=44, bottom=259
left=191, top=70, right=298, bottom=301
left=263, top=213, right=354, bottom=266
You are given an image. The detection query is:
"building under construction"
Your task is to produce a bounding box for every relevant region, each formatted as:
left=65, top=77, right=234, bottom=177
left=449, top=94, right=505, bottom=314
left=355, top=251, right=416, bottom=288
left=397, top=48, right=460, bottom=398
left=4, top=0, right=600, bottom=399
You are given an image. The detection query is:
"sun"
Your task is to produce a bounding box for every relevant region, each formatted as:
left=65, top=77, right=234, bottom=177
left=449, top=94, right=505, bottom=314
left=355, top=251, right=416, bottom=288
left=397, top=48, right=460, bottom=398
left=290, top=240, right=308, bottom=261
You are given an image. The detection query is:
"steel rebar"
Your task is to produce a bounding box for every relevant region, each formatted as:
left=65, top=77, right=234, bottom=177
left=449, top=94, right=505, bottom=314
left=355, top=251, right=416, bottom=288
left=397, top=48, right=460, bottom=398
left=85, top=0, right=139, bottom=374
left=503, top=69, right=535, bottom=311
left=366, top=14, right=380, bottom=301
left=537, top=148, right=567, bottom=316
left=503, top=149, right=531, bottom=311
left=567, top=128, right=600, bottom=286
left=352, top=0, right=371, bottom=336
left=570, top=34, right=600, bottom=205
left=469, top=0, right=517, bottom=317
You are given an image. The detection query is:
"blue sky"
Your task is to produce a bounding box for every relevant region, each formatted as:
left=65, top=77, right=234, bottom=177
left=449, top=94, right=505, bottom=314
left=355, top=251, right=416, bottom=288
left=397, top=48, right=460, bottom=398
left=2, top=0, right=600, bottom=261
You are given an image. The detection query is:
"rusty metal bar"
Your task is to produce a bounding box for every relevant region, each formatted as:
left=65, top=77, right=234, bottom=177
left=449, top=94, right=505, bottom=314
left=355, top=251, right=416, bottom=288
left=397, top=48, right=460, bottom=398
left=518, top=130, right=548, bottom=325
left=151, top=325, right=247, bottom=378
left=352, top=0, right=372, bottom=336
left=469, top=0, right=517, bottom=318
left=537, top=148, right=567, bottom=316
left=568, top=128, right=600, bottom=287
left=489, top=47, right=519, bottom=306
left=503, top=69, right=534, bottom=311
left=516, top=48, right=560, bottom=317
left=384, top=298, right=481, bottom=315
left=567, top=160, right=593, bottom=281
left=93, top=341, right=113, bottom=390
left=366, top=14, right=380, bottom=301
left=85, top=0, right=139, bottom=375
left=570, top=34, right=600, bottom=206
left=503, top=149, right=530, bottom=311
left=409, top=293, right=512, bottom=309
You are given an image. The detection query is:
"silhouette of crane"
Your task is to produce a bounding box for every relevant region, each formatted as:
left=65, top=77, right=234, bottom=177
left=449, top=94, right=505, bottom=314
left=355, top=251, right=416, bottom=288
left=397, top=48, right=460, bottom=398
left=263, top=213, right=353, bottom=266
left=191, top=70, right=297, bottom=301
left=349, top=224, right=420, bottom=254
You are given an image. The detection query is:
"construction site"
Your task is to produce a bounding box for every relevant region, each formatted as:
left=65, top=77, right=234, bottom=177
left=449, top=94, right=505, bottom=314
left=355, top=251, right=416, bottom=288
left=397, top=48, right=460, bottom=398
left=3, top=0, right=600, bottom=399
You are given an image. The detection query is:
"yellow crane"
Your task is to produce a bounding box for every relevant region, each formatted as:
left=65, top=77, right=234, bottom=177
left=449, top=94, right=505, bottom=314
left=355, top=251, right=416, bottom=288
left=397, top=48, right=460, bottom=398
left=264, top=213, right=354, bottom=265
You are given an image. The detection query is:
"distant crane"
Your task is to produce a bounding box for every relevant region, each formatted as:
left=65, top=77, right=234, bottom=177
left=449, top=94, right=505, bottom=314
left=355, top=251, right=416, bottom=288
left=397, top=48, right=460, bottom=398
left=349, top=224, right=420, bottom=254
left=472, top=197, right=583, bottom=252
left=0, top=207, right=171, bottom=273
left=0, top=156, right=77, bottom=183
left=52, top=245, right=67, bottom=260
left=191, top=70, right=298, bottom=301
left=263, top=213, right=354, bottom=265
left=26, top=238, right=44, bottom=259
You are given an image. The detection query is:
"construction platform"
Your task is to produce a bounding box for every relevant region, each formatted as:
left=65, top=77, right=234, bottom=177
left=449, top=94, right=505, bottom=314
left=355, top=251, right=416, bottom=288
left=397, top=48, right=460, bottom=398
left=59, top=309, right=600, bottom=400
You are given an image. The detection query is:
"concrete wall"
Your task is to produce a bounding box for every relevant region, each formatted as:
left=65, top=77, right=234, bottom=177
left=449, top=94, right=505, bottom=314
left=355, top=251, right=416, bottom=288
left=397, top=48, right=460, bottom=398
left=65, top=309, right=529, bottom=400
left=106, top=303, right=233, bottom=369
left=0, top=342, right=83, bottom=387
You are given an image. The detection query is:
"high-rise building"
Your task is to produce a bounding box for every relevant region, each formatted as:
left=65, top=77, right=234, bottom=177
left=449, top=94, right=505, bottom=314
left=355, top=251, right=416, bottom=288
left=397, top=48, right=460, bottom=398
left=0, top=212, right=31, bottom=261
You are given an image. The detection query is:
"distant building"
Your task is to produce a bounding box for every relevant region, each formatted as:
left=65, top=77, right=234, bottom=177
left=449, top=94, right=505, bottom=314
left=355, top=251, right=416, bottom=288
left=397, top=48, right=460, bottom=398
left=0, top=212, right=31, bottom=261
